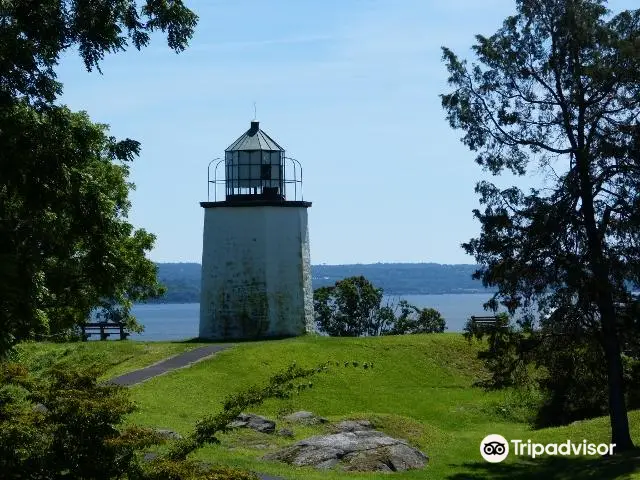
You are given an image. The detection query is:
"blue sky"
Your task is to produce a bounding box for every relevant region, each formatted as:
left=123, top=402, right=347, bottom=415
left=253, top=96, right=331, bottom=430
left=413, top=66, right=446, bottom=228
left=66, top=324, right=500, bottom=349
left=55, top=0, right=635, bottom=265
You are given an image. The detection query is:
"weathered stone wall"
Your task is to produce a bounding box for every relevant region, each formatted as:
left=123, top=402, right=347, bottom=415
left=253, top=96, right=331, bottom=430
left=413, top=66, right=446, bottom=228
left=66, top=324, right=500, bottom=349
left=199, top=205, right=313, bottom=340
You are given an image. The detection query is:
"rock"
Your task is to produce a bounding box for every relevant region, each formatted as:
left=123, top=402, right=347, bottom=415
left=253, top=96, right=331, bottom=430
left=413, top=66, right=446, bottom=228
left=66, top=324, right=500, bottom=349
left=32, top=403, right=49, bottom=414
left=228, top=413, right=276, bottom=434
left=142, top=452, right=159, bottom=463
left=264, top=429, right=428, bottom=472
left=277, top=428, right=294, bottom=438
left=154, top=428, right=182, bottom=440
left=283, top=411, right=328, bottom=425
left=333, top=420, right=373, bottom=432
left=316, top=458, right=340, bottom=470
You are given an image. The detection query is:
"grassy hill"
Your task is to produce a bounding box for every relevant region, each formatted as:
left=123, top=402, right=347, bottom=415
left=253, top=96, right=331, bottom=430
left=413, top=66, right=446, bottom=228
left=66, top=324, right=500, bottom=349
left=15, top=335, right=640, bottom=479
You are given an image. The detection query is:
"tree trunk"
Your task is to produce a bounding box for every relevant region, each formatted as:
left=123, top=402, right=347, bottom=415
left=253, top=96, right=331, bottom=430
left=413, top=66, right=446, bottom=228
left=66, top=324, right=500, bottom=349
left=599, top=290, right=635, bottom=451
left=575, top=150, right=634, bottom=452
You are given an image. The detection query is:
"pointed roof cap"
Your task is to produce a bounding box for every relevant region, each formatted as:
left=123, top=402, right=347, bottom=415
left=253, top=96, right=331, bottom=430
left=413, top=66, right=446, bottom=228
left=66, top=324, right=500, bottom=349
left=225, top=121, right=284, bottom=152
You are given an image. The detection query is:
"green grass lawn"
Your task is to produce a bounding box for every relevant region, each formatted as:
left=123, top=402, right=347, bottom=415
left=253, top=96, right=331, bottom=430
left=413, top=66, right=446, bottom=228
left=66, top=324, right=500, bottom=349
left=16, top=334, right=640, bottom=479
left=12, top=339, right=206, bottom=379
left=118, top=334, right=640, bottom=480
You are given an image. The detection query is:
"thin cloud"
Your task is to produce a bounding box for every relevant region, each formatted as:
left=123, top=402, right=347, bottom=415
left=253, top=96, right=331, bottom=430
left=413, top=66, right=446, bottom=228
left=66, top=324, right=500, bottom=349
left=179, top=34, right=341, bottom=52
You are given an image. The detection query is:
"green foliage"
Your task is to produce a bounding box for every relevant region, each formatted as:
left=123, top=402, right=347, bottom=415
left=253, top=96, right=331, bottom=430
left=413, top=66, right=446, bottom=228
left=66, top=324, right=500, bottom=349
left=314, top=276, right=387, bottom=336
left=0, top=0, right=198, bottom=356
left=0, top=362, right=165, bottom=479
left=0, top=103, right=166, bottom=355
left=441, top=0, right=640, bottom=450
left=0, top=355, right=362, bottom=479
left=314, top=276, right=446, bottom=337
left=464, top=309, right=640, bottom=428
left=391, top=300, right=447, bottom=334
left=143, top=459, right=259, bottom=480
left=462, top=313, right=530, bottom=389
left=0, top=0, right=198, bottom=106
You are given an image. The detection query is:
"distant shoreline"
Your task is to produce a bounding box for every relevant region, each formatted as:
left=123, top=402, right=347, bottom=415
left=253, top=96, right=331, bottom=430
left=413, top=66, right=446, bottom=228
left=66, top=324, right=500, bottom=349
left=141, top=290, right=497, bottom=305
left=152, top=262, right=496, bottom=304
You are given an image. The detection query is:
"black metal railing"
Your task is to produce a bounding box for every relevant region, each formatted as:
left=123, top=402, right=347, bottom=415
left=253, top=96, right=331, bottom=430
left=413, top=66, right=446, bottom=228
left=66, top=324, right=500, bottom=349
left=207, top=156, right=304, bottom=202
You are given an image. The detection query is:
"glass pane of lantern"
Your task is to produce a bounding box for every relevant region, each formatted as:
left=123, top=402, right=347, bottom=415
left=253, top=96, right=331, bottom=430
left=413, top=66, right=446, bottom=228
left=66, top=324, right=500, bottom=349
left=261, top=164, right=271, bottom=180
left=237, top=151, right=248, bottom=166
left=271, top=164, right=280, bottom=180
left=262, top=152, right=270, bottom=164
left=239, top=164, right=250, bottom=180
left=271, top=152, right=280, bottom=165
left=249, top=151, right=260, bottom=166
left=235, top=153, right=246, bottom=185
left=250, top=164, right=260, bottom=180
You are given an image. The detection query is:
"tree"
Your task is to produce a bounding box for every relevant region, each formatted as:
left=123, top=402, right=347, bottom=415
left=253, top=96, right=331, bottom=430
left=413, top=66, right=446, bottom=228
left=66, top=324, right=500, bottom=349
left=441, top=0, right=640, bottom=451
left=313, top=276, right=446, bottom=337
left=1, top=0, right=198, bottom=107
left=314, top=276, right=395, bottom=336
left=0, top=103, right=166, bottom=354
left=0, top=1, right=198, bottom=356
left=391, top=301, right=447, bottom=334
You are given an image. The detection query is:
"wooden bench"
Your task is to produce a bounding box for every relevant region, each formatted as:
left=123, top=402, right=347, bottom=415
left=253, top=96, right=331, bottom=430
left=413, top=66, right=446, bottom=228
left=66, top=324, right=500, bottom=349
left=470, top=315, right=508, bottom=328
left=80, top=322, right=130, bottom=341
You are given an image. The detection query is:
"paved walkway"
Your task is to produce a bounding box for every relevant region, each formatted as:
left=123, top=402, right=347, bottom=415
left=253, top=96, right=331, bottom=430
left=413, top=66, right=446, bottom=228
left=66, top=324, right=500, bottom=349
left=109, top=344, right=232, bottom=386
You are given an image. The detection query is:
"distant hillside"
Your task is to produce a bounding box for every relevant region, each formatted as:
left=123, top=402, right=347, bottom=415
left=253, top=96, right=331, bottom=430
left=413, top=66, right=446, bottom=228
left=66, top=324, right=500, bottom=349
left=147, top=262, right=494, bottom=304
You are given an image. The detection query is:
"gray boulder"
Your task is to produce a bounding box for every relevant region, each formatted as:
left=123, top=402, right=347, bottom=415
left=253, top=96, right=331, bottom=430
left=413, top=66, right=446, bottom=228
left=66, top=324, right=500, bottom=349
left=263, top=429, right=428, bottom=472
left=142, top=452, right=159, bottom=463
left=277, top=428, right=295, bottom=438
left=333, top=420, right=373, bottom=432
left=33, top=403, right=49, bottom=414
left=154, top=428, right=183, bottom=440
left=228, top=413, right=276, bottom=434
left=283, top=411, right=328, bottom=425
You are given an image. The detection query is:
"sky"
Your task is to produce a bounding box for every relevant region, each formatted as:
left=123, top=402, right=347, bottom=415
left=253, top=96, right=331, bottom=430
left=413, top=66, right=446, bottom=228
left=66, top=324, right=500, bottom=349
left=55, top=0, right=636, bottom=265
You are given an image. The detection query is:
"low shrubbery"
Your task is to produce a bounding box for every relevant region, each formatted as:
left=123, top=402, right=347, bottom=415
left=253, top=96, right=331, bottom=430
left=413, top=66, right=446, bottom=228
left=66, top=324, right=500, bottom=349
left=0, top=361, right=318, bottom=479
left=0, top=352, right=370, bottom=479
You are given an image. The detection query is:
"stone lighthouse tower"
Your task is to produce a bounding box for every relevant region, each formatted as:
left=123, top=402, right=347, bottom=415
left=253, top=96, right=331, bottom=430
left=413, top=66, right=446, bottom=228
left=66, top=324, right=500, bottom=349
left=199, top=121, right=313, bottom=340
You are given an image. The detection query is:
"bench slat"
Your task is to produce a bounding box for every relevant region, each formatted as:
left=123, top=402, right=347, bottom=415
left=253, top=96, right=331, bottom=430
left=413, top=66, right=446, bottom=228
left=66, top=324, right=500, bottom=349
left=81, top=322, right=130, bottom=341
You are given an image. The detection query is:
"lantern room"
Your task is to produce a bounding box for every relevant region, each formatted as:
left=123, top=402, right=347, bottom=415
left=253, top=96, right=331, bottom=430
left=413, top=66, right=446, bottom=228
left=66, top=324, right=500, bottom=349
left=207, top=121, right=304, bottom=203
left=224, top=121, right=284, bottom=200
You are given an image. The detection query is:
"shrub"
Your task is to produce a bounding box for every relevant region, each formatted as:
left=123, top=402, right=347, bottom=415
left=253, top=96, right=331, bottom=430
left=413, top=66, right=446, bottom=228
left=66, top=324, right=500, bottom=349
left=0, top=362, right=164, bottom=479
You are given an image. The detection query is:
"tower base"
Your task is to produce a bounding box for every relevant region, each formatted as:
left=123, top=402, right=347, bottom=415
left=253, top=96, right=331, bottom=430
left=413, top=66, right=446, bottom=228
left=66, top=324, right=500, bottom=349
left=198, top=202, right=313, bottom=340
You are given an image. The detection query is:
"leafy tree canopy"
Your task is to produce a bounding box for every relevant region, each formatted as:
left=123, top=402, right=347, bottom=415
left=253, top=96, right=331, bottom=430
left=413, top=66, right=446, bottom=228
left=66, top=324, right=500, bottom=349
left=0, top=103, right=166, bottom=353
left=314, top=276, right=446, bottom=337
left=392, top=301, right=447, bottom=335
left=1, top=0, right=198, bottom=106
left=0, top=1, right=198, bottom=356
left=441, top=0, right=640, bottom=450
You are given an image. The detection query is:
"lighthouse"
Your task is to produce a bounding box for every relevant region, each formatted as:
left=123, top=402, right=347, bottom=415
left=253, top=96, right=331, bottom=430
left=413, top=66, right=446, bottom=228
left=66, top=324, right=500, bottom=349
left=199, top=121, right=314, bottom=340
